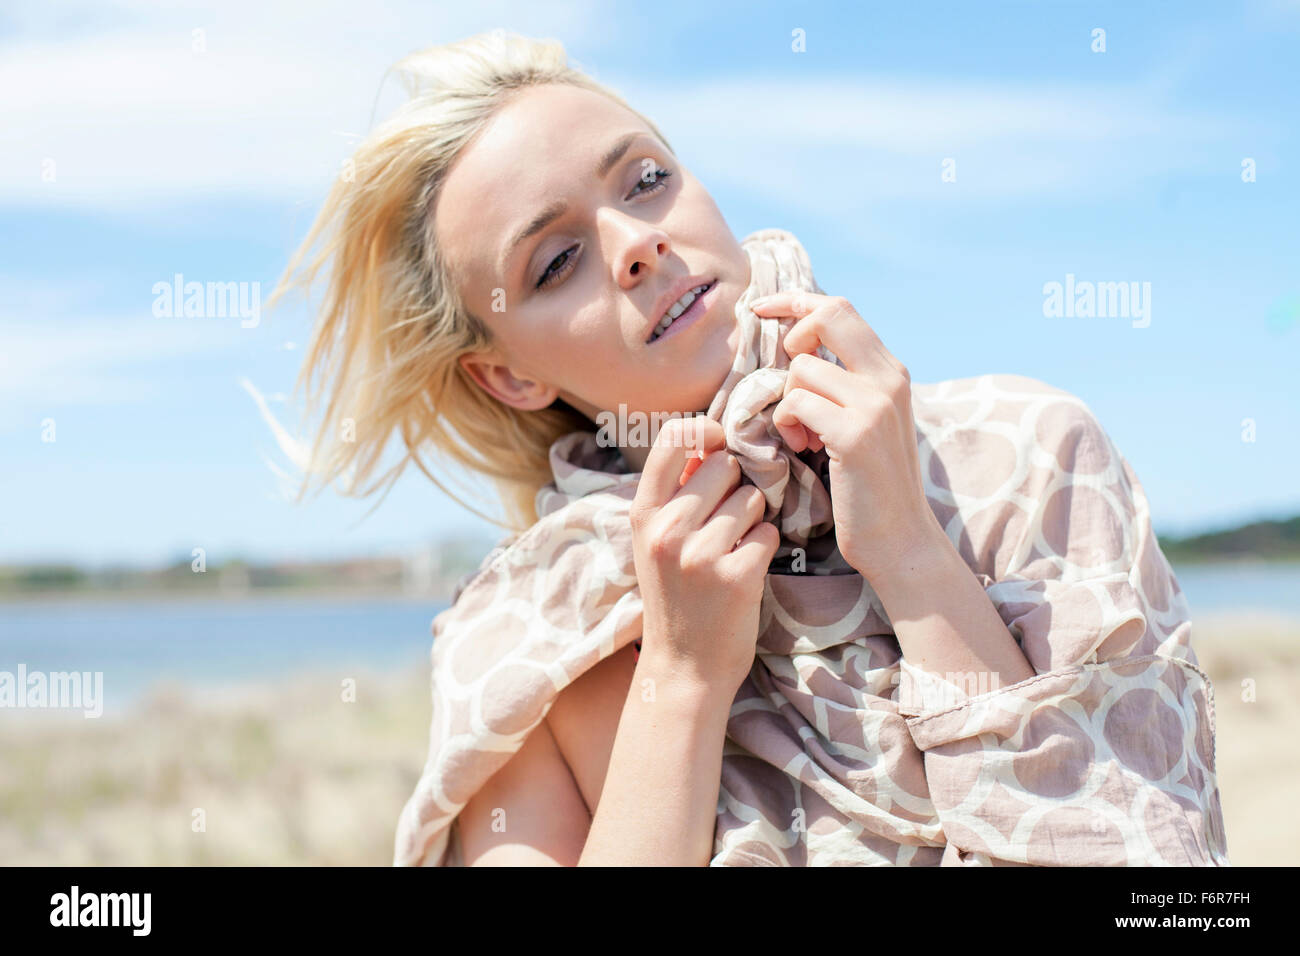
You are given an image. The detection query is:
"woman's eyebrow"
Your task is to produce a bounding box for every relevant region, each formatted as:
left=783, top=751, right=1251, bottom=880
left=498, top=130, right=651, bottom=278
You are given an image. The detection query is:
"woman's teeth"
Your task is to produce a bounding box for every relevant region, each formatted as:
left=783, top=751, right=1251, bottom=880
left=649, top=283, right=711, bottom=342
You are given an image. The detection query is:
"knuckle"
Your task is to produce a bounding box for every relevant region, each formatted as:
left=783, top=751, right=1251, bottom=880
left=715, top=555, right=749, bottom=587
left=645, top=529, right=678, bottom=563
left=789, top=351, right=817, bottom=376
left=678, top=537, right=711, bottom=574
left=629, top=496, right=656, bottom=527
left=642, top=511, right=683, bottom=554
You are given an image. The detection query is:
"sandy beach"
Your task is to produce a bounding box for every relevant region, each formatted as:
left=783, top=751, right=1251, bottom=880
left=1, top=611, right=1294, bottom=866
left=1186, top=611, right=1300, bottom=867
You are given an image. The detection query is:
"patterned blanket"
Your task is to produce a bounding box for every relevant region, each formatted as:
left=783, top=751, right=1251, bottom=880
left=394, top=228, right=1229, bottom=866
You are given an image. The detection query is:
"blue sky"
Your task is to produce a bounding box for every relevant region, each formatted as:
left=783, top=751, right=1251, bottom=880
left=2, top=0, right=1297, bottom=567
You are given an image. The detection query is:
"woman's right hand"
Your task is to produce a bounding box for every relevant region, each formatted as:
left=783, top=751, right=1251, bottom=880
left=629, top=416, right=781, bottom=696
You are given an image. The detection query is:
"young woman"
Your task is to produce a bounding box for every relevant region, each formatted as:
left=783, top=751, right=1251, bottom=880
left=266, top=30, right=1228, bottom=867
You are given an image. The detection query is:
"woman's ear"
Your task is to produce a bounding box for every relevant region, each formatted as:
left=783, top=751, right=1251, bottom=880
left=458, top=352, right=558, bottom=411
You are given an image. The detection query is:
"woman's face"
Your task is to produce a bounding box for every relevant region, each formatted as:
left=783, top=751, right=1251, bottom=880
left=434, top=83, right=751, bottom=455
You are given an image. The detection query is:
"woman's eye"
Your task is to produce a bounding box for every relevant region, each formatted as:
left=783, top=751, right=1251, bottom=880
left=536, top=246, right=577, bottom=290
left=632, top=166, right=673, bottom=196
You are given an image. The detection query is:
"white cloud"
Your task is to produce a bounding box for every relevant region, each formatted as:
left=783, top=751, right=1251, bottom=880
left=0, top=0, right=610, bottom=207
left=0, top=1, right=1254, bottom=214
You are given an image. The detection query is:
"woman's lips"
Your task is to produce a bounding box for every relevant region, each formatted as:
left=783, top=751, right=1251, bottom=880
left=648, top=280, right=716, bottom=346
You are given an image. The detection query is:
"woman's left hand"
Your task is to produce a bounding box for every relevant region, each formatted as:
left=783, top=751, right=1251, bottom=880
left=751, top=291, right=940, bottom=583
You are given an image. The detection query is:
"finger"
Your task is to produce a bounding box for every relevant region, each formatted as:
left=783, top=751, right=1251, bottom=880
left=774, top=417, right=817, bottom=454
left=785, top=306, right=885, bottom=376
left=635, top=415, right=725, bottom=508
left=718, top=519, right=780, bottom=578
left=752, top=291, right=879, bottom=375
left=772, top=388, right=845, bottom=453
left=679, top=451, right=703, bottom=487
left=783, top=351, right=861, bottom=408
left=698, top=482, right=767, bottom=554
left=757, top=294, right=887, bottom=377
left=748, top=290, right=825, bottom=319
left=663, top=448, right=741, bottom=530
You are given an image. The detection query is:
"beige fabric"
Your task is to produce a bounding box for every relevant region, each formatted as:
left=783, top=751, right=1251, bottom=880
left=394, top=228, right=1229, bottom=867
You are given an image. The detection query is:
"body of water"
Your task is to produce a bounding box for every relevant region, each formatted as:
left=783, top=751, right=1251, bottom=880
left=0, top=595, right=448, bottom=716
left=1171, top=560, right=1300, bottom=618
left=1, top=560, right=1295, bottom=717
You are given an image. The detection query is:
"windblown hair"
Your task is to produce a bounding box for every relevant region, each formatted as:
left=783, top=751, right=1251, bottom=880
left=264, top=29, right=674, bottom=530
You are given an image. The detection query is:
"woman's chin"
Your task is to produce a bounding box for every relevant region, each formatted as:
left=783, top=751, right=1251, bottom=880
left=696, top=360, right=739, bottom=413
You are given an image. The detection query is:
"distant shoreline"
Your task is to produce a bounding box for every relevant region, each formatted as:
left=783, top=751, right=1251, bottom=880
left=1163, top=553, right=1300, bottom=565
left=1, top=554, right=1296, bottom=604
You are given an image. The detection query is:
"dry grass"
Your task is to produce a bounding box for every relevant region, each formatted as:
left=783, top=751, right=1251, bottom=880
left=0, top=613, right=1293, bottom=865
left=0, top=667, right=433, bottom=865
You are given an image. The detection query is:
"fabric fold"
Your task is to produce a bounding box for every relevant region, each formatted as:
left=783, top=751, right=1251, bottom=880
left=902, top=653, right=1223, bottom=865
left=393, top=228, right=1228, bottom=867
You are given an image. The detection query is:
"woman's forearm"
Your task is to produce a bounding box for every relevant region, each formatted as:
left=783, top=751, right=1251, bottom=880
left=870, top=511, right=1036, bottom=695
left=578, top=644, right=734, bottom=866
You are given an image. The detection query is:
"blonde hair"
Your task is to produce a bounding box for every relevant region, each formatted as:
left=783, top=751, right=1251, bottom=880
left=263, top=29, right=674, bottom=530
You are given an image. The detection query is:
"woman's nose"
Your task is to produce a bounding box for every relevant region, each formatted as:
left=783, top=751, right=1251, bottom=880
left=601, top=209, right=670, bottom=284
